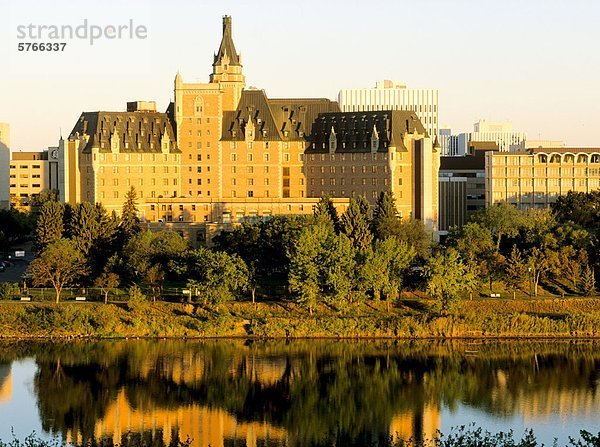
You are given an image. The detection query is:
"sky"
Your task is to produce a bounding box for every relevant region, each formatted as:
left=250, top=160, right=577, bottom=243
left=0, top=0, right=599, bottom=151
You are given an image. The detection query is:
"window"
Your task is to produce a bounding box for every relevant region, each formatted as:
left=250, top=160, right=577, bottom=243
left=247, top=153, right=253, bottom=162
left=248, top=190, right=254, bottom=197
left=231, top=154, right=237, bottom=162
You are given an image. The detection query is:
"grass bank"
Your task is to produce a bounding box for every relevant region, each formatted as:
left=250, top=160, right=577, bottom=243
left=2, top=297, right=600, bottom=339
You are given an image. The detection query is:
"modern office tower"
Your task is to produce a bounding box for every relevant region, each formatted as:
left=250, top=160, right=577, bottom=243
left=338, top=80, right=439, bottom=139
left=438, top=126, right=452, bottom=156
left=305, top=110, right=440, bottom=232
left=9, top=149, right=59, bottom=210
left=485, top=148, right=600, bottom=209
left=471, top=120, right=526, bottom=152
left=0, top=123, right=9, bottom=210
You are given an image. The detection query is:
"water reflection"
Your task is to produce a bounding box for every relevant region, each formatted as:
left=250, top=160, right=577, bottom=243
left=0, top=340, right=599, bottom=446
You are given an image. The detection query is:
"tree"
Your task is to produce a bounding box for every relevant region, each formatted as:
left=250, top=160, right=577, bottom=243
left=119, top=186, right=140, bottom=244
left=188, top=247, right=249, bottom=306
left=27, top=239, right=88, bottom=303
left=94, top=272, right=120, bottom=304
left=145, top=265, right=165, bottom=303
left=423, top=248, right=478, bottom=314
left=504, top=247, right=528, bottom=299
left=581, top=265, right=596, bottom=297
left=526, top=247, right=553, bottom=297
left=288, top=222, right=331, bottom=315
left=393, top=219, right=432, bottom=259
left=66, top=202, right=102, bottom=257
left=0, top=208, right=35, bottom=251
left=34, top=201, right=64, bottom=252
left=340, top=196, right=373, bottom=251
left=372, top=191, right=400, bottom=240
left=321, top=233, right=356, bottom=309
left=472, top=203, right=522, bottom=251
left=314, top=195, right=340, bottom=232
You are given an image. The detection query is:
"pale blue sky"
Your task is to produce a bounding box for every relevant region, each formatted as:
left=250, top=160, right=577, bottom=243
left=1, top=0, right=599, bottom=150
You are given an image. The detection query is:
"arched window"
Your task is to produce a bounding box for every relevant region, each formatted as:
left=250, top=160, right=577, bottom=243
left=577, top=154, right=588, bottom=163
left=549, top=154, right=561, bottom=163
left=538, top=154, right=548, bottom=163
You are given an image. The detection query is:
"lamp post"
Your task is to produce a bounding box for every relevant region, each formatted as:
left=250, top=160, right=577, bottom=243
left=528, top=267, right=533, bottom=298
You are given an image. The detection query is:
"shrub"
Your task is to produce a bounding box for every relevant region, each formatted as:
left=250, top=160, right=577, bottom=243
left=0, top=282, right=20, bottom=300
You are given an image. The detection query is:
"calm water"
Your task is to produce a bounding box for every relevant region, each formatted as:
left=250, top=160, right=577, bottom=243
left=0, top=340, right=599, bottom=446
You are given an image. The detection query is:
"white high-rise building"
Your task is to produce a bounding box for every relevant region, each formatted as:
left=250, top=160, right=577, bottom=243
left=338, top=80, right=439, bottom=138
left=471, top=119, right=526, bottom=152
left=0, top=123, right=10, bottom=210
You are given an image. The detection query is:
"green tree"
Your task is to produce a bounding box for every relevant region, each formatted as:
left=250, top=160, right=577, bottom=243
left=145, top=265, right=165, bottom=303
left=472, top=202, right=522, bottom=251
left=66, top=202, right=102, bottom=256
left=119, top=186, right=141, bottom=244
left=0, top=208, right=35, bottom=252
left=288, top=222, right=331, bottom=314
left=340, top=196, right=373, bottom=251
left=372, top=191, right=400, bottom=240
left=504, top=247, right=527, bottom=299
left=526, top=247, right=553, bottom=297
left=188, top=247, right=249, bottom=306
left=581, top=265, right=596, bottom=297
left=321, top=233, right=356, bottom=309
left=423, top=248, right=478, bottom=314
left=94, top=272, right=120, bottom=304
left=34, top=201, right=64, bottom=252
left=27, top=239, right=88, bottom=303
left=314, top=195, right=340, bottom=232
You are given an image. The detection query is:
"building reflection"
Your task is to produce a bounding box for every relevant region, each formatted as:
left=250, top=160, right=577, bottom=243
left=66, top=390, right=286, bottom=447
left=0, top=364, right=11, bottom=403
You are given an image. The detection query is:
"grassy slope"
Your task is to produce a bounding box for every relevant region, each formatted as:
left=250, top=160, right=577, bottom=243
left=1, top=297, right=600, bottom=339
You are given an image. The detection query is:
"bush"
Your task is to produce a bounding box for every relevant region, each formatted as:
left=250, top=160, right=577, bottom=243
left=0, top=282, right=20, bottom=300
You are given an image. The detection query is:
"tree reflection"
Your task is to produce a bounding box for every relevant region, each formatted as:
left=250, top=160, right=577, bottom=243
left=0, top=340, right=598, bottom=447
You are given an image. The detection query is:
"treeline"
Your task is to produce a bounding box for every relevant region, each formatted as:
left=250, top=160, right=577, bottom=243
left=4, top=187, right=600, bottom=311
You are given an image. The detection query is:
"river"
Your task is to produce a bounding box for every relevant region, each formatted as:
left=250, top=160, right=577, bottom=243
left=0, top=339, right=599, bottom=446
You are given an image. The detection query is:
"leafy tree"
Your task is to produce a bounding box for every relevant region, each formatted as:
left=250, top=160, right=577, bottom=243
left=504, top=247, right=528, bottom=299
left=552, top=190, right=600, bottom=230
left=372, top=191, right=400, bottom=240
left=472, top=202, right=522, bottom=251
left=320, top=233, right=356, bottom=309
left=123, top=230, right=188, bottom=283
left=340, top=196, right=373, bottom=251
left=119, top=186, right=140, bottom=244
left=188, top=247, right=249, bottom=306
left=27, top=239, right=88, bottom=303
left=145, top=265, right=165, bottom=303
left=394, top=218, right=432, bottom=259
left=423, top=248, right=478, bottom=314
left=34, top=201, right=64, bottom=252
left=288, top=222, right=331, bottom=314
left=94, top=272, right=120, bottom=304
left=526, top=247, right=553, bottom=297
left=127, top=284, right=149, bottom=312
left=0, top=208, right=35, bottom=251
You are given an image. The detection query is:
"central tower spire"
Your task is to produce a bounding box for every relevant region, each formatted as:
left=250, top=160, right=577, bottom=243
left=210, top=15, right=245, bottom=110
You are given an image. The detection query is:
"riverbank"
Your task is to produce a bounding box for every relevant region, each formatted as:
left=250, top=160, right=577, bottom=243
left=1, top=298, right=600, bottom=339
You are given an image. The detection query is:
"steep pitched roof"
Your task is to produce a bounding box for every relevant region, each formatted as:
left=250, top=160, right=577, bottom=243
left=221, top=90, right=340, bottom=142
left=307, top=110, right=427, bottom=153
left=213, top=15, right=241, bottom=67
left=68, top=111, right=179, bottom=154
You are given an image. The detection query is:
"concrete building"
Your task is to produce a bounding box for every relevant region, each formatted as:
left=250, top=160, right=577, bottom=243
left=338, top=80, right=439, bottom=139
left=0, top=123, right=9, bottom=210
left=485, top=148, right=600, bottom=209
left=305, top=110, right=440, bottom=231
left=9, top=149, right=59, bottom=210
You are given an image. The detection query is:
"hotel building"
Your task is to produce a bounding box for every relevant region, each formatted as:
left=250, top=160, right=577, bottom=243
left=60, top=16, right=439, bottom=242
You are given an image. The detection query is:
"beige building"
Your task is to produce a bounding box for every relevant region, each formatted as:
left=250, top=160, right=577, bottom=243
left=9, top=149, right=58, bottom=210
left=485, top=148, right=600, bottom=208
left=62, top=101, right=181, bottom=216
left=61, top=15, right=439, bottom=241
left=0, top=123, right=9, bottom=210
left=305, top=110, right=440, bottom=230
